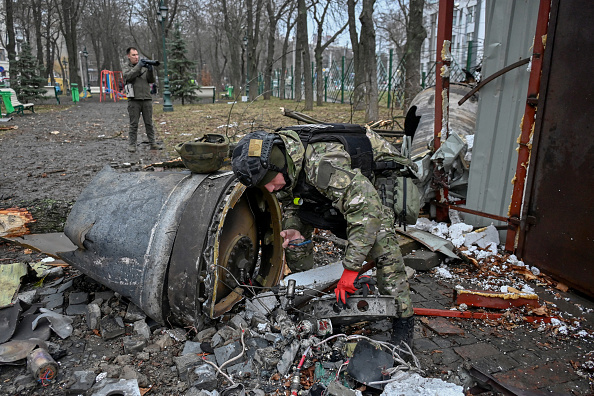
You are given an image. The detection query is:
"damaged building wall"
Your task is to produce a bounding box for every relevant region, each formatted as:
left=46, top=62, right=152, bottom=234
left=464, top=0, right=540, bottom=234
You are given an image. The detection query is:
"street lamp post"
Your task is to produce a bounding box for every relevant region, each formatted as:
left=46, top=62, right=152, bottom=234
left=243, top=35, right=249, bottom=97
left=83, top=47, right=90, bottom=92
left=157, top=0, right=173, bottom=112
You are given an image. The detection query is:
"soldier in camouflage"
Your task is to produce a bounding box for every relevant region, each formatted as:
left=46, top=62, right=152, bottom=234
left=231, top=125, right=415, bottom=347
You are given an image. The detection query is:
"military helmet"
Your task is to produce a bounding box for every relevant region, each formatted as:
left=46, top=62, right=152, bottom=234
left=175, top=134, right=230, bottom=173
left=232, top=131, right=286, bottom=187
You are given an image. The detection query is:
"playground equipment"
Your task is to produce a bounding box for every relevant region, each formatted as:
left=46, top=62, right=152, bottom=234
left=100, top=70, right=126, bottom=102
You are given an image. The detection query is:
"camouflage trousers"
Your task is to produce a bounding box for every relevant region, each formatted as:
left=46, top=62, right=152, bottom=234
left=285, top=206, right=413, bottom=318
left=127, top=99, right=155, bottom=145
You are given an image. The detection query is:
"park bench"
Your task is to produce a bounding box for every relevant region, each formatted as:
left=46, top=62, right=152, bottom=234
left=192, top=86, right=216, bottom=103
left=0, top=88, right=35, bottom=115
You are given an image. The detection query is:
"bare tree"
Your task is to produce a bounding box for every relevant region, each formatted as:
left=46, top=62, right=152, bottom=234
left=359, top=0, right=378, bottom=121
left=377, top=0, right=426, bottom=109
left=220, top=0, right=245, bottom=96
left=56, top=0, right=86, bottom=88
left=402, top=0, right=426, bottom=108
left=83, top=0, right=128, bottom=73
left=295, top=0, right=312, bottom=109
left=347, top=0, right=365, bottom=110
left=278, top=5, right=296, bottom=100
left=245, top=0, right=264, bottom=101
left=4, top=0, right=18, bottom=84
left=43, top=0, right=61, bottom=84
left=263, top=0, right=291, bottom=100
left=311, top=0, right=347, bottom=106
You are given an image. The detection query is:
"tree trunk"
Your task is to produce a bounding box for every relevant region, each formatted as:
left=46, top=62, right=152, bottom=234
left=314, top=46, right=324, bottom=106
left=5, top=0, right=18, bottom=85
left=297, top=0, right=312, bottom=110
left=246, top=0, right=263, bottom=101
left=264, top=0, right=288, bottom=101
left=221, top=0, right=242, bottom=96
left=403, top=0, right=426, bottom=109
left=360, top=0, right=378, bottom=121
left=294, top=25, right=302, bottom=102
left=32, top=0, right=44, bottom=69
left=58, top=0, right=83, bottom=88
left=347, top=0, right=365, bottom=110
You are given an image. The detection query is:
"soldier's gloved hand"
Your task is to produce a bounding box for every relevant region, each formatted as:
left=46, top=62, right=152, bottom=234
left=335, top=269, right=359, bottom=306
left=354, top=274, right=376, bottom=297
left=146, top=64, right=153, bottom=72
left=139, top=59, right=147, bottom=66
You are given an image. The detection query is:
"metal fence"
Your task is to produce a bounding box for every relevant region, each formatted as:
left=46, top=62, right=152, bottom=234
left=264, top=52, right=477, bottom=109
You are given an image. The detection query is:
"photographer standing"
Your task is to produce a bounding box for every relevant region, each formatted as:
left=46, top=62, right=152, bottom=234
left=122, top=47, right=159, bottom=152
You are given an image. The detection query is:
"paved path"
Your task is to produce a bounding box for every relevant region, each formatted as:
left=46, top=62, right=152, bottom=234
left=411, top=269, right=594, bottom=394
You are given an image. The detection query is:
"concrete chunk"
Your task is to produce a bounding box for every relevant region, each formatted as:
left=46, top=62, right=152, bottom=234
left=404, top=249, right=441, bottom=271
left=133, top=320, right=151, bottom=340
left=277, top=340, right=300, bottom=376
left=123, top=336, right=147, bottom=354
left=464, top=224, right=499, bottom=249
left=66, top=304, right=89, bottom=316
left=182, top=341, right=203, bottom=355
left=213, top=341, right=242, bottom=366
left=91, top=378, right=141, bottom=396
left=189, top=364, right=218, bottom=391
left=86, top=303, right=101, bottom=330
left=174, top=354, right=216, bottom=381
left=69, top=370, right=96, bottom=393
left=69, top=291, right=89, bottom=305
left=100, top=316, right=125, bottom=340
left=125, top=303, right=146, bottom=322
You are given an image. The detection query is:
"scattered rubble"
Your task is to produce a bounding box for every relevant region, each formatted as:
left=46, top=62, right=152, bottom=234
left=0, top=215, right=593, bottom=394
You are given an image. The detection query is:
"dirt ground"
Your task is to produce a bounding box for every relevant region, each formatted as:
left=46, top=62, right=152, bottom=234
left=0, top=94, right=172, bottom=205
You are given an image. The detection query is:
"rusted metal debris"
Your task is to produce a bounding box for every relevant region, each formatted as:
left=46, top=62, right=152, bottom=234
left=454, top=288, right=540, bottom=309
left=414, top=308, right=553, bottom=324
left=0, top=208, right=35, bottom=238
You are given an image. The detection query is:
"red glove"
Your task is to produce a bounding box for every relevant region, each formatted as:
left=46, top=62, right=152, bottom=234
left=335, top=269, right=359, bottom=305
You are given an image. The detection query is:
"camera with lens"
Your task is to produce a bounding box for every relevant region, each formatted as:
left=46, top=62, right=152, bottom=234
left=141, top=59, right=160, bottom=66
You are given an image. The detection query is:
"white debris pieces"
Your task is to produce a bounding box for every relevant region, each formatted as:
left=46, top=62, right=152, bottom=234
left=381, top=371, right=464, bottom=396
left=413, top=218, right=594, bottom=341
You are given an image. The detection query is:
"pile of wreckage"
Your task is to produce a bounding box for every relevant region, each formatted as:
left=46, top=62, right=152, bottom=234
left=2, top=209, right=588, bottom=395
left=0, top=241, right=465, bottom=396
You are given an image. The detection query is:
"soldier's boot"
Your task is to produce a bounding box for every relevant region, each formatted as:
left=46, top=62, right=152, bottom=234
left=391, top=316, right=414, bottom=348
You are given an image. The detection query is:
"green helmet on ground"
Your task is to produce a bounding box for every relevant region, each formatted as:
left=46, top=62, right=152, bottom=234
left=175, top=134, right=230, bottom=173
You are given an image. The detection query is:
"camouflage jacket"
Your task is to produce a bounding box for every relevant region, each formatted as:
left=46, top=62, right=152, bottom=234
left=276, top=127, right=412, bottom=272
left=122, top=60, right=155, bottom=100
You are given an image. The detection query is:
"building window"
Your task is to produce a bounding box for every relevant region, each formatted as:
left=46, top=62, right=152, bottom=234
left=453, top=13, right=457, bottom=26
left=467, top=6, right=475, bottom=24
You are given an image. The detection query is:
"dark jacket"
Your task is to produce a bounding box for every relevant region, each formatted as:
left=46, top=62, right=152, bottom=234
left=122, top=60, right=155, bottom=100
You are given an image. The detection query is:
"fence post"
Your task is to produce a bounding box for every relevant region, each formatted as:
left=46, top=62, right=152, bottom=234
left=466, top=41, right=473, bottom=71
left=387, top=49, right=393, bottom=109
left=422, top=71, right=426, bottom=89
left=341, top=56, right=345, bottom=104
left=324, top=75, right=328, bottom=102
left=291, top=65, right=294, bottom=100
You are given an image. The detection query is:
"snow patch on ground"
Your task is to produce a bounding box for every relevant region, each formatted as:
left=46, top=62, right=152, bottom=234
left=381, top=372, right=464, bottom=396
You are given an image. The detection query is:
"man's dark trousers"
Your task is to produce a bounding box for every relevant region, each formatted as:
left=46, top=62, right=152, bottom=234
left=128, top=99, right=155, bottom=145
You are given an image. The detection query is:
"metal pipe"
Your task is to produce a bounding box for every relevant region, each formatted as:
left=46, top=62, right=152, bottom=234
left=433, top=0, right=454, bottom=221
left=433, top=201, right=509, bottom=223
left=505, top=0, right=551, bottom=252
